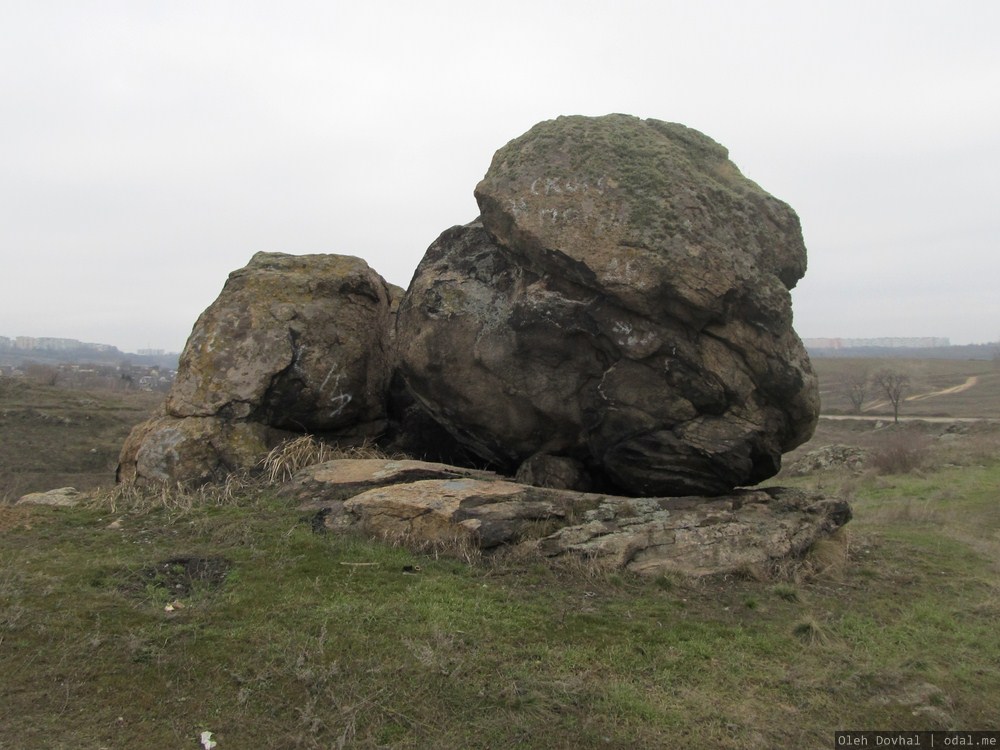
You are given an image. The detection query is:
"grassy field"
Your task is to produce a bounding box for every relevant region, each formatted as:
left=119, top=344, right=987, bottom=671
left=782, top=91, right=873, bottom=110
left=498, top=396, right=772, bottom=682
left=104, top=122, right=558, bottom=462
left=1, top=364, right=999, bottom=748
left=812, top=356, right=1000, bottom=418
left=0, top=378, right=162, bottom=502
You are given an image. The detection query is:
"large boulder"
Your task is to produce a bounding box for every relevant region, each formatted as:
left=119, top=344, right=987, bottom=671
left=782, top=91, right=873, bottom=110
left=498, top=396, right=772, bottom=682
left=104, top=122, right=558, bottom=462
left=119, top=252, right=399, bottom=485
left=396, top=115, right=818, bottom=496
left=169, top=251, right=397, bottom=436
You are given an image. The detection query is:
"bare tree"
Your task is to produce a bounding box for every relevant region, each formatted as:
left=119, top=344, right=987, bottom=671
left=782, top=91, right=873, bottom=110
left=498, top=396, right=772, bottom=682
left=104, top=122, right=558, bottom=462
left=846, top=371, right=869, bottom=414
left=874, top=369, right=910, bottom=424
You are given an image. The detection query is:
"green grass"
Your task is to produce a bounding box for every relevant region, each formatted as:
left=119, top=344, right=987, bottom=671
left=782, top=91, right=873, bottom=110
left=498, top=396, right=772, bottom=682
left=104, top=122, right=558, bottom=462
left=3, top=449, right=1000, bottom=747
left=3, top=377, right=1000, bottom=747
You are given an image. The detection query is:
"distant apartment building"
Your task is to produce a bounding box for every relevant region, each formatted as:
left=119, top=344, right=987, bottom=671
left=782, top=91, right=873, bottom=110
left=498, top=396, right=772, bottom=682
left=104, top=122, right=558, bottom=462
left=6, top=336, right=116, bottom=352
left=803, top=337, right=950, bottom=350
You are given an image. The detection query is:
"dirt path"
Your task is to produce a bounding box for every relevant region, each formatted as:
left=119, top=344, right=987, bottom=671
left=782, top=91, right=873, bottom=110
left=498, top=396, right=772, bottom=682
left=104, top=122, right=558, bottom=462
left=863, top=375, right=981, bottom=412
left=906, top=375, right=979, bottom=402
left=821, top=414, right=1000, bottom=423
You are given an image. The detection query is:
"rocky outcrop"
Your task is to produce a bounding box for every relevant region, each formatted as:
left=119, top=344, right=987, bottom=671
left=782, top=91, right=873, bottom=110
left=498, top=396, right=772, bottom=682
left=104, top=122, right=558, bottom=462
left=118, top=114, right=819, bottom=502
left=293, top=459, right=850, bottom=577
left=118, top=252, right=398, bottom=485
left=396, top=115, right=818, bottom=496
left=110, top=113, right=845, bottom=577
left=786, top=444, right=870, bottom=476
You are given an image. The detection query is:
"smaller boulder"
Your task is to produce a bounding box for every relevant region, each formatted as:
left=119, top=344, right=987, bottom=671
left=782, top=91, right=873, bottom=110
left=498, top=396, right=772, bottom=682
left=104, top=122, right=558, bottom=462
left=118, top=251, right=400, bottom=486
left=117, top=414, right=290, bottom=486
left=17, top=487, right=81, bottom=507
left=168, top=252, right=396, bottom=436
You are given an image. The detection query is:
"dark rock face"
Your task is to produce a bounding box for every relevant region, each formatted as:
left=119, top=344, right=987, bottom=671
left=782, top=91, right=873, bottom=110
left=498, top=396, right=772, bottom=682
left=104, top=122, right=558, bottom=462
left=396, top=115, right=818, bottom=496
left=118, top=252, right=398, bottom=485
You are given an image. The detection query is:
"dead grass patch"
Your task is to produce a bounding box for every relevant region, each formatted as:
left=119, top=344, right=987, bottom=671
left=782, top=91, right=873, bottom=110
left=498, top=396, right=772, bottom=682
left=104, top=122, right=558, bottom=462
left=88, top=472, right=260, bottom=514
left=866, top=498, right=953, bottom=527
left=802, top=528, right=851, bottom=580
left=0, top=505, right=44, bottom=533
left=377, top=526, right=485, bottom=566
left=259, top=435, right=403, bottom=483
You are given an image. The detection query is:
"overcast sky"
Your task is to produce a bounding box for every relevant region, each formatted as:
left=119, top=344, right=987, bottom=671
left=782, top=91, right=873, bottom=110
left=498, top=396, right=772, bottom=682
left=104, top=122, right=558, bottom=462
left=2, top=0, right=997, bottom=353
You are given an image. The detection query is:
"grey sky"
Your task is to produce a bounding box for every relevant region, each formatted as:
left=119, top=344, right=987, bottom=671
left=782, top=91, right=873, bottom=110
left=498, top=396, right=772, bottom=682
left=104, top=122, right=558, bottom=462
left=2, top=0, right=997, bottom=353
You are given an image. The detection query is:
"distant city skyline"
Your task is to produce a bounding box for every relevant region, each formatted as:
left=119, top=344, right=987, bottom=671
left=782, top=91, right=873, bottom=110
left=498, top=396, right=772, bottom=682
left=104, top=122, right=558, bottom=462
left=0, top=335, right=123, bottom=353
left=803, top=337, right=952, bottom=350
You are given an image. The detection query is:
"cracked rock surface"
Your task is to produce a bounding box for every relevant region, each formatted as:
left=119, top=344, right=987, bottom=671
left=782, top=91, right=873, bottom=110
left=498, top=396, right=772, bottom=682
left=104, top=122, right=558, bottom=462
left=293, top=459, right=851, bottom=577
left=116, top=115, right=819, bottom=500
left=118, top=252, right=399, bottom=485
left=396, top=115, right=819, bottom=496
left=168, top=252, right=396, bottom=433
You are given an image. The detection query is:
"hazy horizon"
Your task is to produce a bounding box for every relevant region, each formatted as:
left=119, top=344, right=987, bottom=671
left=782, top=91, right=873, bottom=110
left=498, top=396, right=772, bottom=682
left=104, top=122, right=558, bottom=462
left=3, top=329, right=997, bottom=358
left=2, top=1, right=997, bottom=352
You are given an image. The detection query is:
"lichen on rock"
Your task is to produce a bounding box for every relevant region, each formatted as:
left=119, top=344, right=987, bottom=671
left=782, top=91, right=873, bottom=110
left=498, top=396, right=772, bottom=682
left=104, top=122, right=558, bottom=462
left=396, top=114, right=819, bottom=496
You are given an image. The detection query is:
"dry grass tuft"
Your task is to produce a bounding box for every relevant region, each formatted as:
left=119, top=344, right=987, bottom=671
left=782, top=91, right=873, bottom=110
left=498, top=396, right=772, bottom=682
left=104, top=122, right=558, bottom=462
left=803, top=528, right=851, bottom=580
left=770, top=582, right=801, bottom=602
left=745, top=529, right=852, bottom=585
left=378, top=527, right=484, bottom=566
left=792, top=616, right=829, bottom=646
left=259, top=435, right=401, bottom=484
left=259, top=435, right=340, bottom=483
left=88, top=472, right=259, bottom=514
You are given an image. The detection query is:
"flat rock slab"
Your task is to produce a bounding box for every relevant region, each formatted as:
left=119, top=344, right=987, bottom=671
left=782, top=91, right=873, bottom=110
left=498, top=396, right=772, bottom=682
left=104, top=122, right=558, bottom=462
left=319, top=478, right=586, bottom=549
left=17, top=487, right=82, bottom=507
left=535, top=488, right=851, bottom=577
left=283, top=458, right=502, bottom=506
left=294, top=467, right=851, bottom=576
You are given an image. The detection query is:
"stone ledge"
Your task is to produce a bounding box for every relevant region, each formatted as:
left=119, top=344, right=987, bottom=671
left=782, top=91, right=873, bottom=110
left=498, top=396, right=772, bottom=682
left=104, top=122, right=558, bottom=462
left=289, top=460, right=851, bottom=577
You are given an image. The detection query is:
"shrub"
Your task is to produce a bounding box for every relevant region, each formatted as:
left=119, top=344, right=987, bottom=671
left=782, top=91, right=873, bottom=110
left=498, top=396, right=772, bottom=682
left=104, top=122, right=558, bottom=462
left=868, top=431, right=931, bottom=475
